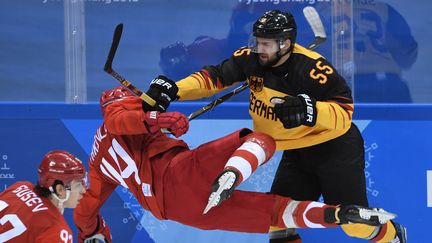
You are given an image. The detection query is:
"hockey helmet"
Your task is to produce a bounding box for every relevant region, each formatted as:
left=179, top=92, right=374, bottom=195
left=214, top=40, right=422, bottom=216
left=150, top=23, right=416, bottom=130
left=38, top=150, right=86, bottom=189
left=253, top=10, right=297, bottom=44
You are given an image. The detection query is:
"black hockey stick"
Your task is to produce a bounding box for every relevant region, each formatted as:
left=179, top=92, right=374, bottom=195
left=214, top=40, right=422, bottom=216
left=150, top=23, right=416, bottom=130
left=187, top=83, right=250, bottom=120
left=187, top=6, right=326, bottom=121
left=104, top=23, right=156, bottom=106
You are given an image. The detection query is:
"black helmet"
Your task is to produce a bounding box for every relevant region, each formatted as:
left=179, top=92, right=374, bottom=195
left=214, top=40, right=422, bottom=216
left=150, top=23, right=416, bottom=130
left=253, top=10, right=297, bottom=44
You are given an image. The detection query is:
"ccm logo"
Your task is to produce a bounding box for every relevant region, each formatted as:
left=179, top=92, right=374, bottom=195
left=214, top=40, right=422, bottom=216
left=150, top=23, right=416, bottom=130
left=151, top=78, right=172, bottom=89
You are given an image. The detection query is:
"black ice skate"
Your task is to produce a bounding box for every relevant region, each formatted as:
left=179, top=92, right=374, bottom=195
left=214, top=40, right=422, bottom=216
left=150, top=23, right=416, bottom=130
left=203, top=169, right=240, bottom=214
left=325, top=205, right=397, bottom=226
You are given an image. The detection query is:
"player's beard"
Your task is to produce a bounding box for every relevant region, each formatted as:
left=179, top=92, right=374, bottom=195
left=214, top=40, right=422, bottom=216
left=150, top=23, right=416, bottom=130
left=258, top=53, right=280, bottom=67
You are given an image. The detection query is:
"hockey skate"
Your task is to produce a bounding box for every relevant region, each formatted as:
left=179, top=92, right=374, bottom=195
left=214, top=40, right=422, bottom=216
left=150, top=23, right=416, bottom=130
left=325, top=205, right=397, bottom=226
left=203, top=169, right=240, bottom=214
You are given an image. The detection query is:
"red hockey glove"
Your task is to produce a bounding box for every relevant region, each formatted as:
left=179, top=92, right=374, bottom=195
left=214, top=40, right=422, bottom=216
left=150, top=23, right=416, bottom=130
left=144, top=111, right=189, bottom=138
left=78, top=214, right=112, bottom=243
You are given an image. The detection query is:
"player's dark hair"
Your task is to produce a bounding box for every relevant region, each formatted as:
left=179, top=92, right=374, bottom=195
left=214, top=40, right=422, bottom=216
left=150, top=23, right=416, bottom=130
left=34, top=180, right=63, bottom=198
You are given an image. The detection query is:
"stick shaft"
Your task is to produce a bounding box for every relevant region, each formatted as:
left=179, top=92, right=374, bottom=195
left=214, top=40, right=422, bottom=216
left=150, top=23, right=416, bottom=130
left=104, top=24, right=156, bottom=106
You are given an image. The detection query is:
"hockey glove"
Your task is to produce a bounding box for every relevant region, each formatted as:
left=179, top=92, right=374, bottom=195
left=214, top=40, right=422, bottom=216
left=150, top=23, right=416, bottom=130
left=272, top=94, right=317, bottom=129
left=84, top=234, right=107, bottom=243
left=143, top=75, right=179, bottom=112
left=78, top=214, right=112, bottom=243
left=144, top=111, right=189, bottom=138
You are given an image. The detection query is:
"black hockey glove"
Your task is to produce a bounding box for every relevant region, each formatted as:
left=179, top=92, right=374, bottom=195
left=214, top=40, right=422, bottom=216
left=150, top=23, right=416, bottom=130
left=143, top=75, right=179, bottom=112
left=272, top=94, right=317, bottom=129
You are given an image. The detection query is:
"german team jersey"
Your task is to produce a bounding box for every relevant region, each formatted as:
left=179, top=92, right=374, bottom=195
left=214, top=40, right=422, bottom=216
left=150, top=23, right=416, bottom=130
left=177, top=44, right=354, bottom=150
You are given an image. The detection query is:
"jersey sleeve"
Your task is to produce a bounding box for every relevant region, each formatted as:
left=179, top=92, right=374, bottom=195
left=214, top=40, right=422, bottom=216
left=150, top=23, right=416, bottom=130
left=304, top=57, right=354, bottom=131
left=74, top=165, right=115, bottom=242
left=176, top=47, right=251, bottom=100
left=103, top=96, right=150, bottom=135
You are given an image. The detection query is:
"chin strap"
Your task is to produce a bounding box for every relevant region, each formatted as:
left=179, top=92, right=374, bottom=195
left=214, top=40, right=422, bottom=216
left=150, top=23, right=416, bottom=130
left=49, top=186, right=71, bottom=214
left=270, top=40, right=292, bottom=67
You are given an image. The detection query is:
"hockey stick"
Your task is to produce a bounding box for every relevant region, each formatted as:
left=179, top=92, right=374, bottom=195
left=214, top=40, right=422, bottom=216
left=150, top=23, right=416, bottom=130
left=303, top=6, right=327, bottom=50
left=104, top=23, right=157, bottom=107
left=187, top=6, right=326, bottom=121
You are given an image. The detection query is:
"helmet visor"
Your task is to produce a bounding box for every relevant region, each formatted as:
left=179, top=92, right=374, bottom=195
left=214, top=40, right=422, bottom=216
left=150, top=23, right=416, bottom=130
left=248, top=36, right=285, bottom=54
left=66, top=172, right=89, bottom=190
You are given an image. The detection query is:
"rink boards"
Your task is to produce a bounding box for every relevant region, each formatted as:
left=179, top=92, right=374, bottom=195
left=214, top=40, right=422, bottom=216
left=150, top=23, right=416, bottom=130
left=0, top=103, right=430, bottom=243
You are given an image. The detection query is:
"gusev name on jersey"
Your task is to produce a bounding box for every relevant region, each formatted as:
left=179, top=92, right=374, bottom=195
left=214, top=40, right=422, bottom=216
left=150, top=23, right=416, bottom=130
left=0, top=182, right=72, bottom=243
left=177, top=44, right=354, bottom=150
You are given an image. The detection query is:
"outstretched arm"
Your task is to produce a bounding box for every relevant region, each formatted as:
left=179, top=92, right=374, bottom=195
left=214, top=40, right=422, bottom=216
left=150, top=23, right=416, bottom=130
left=74, top=165, right=116, bottom=243
left=176, top=47, right=251, bottom=100
left=101, top=90, right=189, bottom=138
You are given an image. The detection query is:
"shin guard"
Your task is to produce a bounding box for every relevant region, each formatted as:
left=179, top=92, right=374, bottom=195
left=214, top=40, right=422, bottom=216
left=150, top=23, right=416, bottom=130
left=224, top=132, right=276, bottom=184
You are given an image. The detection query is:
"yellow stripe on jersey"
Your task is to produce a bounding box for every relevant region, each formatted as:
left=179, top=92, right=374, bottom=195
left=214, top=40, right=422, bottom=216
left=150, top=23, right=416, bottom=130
left=177, top=72, right=227, bottom=100
left=293, top=44, right=323, bottom=60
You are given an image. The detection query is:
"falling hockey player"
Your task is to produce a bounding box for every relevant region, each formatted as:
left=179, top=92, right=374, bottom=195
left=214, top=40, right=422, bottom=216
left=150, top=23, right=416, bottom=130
left=73, top=79, right=396, bottom=243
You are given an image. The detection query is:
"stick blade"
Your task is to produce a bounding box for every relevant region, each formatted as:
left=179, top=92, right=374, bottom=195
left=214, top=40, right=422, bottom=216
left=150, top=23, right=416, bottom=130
left=307, top=37, right=326, bottom=51
left=104, top=23, right=124, bottom=72
left=303, top=6, right=326, bottom=38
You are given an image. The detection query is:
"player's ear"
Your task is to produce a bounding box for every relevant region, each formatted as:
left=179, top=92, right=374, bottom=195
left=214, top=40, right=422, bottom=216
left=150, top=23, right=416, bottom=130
left=283, top=39, right=291, bottom=50
left=54, top=184, right=67, bottom=199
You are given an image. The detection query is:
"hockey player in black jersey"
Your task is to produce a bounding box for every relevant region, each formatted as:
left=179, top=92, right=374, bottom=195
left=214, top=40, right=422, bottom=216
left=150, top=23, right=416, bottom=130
left=163, top=9, right=407, bottom=243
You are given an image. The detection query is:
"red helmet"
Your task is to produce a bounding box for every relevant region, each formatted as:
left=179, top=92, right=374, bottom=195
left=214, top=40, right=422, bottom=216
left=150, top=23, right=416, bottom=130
left=100, top=86, right=134, bottom=113
left=38, top=150, right=86, bottom=189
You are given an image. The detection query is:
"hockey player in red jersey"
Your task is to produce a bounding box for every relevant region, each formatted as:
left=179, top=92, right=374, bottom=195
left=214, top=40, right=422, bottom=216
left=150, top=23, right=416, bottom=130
left=73, top=76, right=397, bottom=242
left=0, top=150, right=87, bottom=243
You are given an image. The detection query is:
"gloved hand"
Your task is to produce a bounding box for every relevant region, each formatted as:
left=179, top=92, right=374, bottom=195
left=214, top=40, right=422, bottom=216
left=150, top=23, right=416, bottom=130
left=272, top=94, right=317, bottom=129
left=84, top=234, right=107, bottom=243
left=143, top=75, right=179, bottom=112
left=78, top=215, right=112, bottom=243
left=144, top=111, right=189, bottom=138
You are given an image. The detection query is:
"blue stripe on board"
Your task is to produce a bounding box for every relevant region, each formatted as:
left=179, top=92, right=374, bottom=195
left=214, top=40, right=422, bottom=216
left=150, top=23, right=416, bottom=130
left=1, top=103, right=432, bottom=120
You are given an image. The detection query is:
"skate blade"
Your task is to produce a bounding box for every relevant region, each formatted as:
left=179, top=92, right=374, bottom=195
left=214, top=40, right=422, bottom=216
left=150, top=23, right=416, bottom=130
left=202, top=171, right=237, bottom=214
left=359, top=208, right=397, bottom=224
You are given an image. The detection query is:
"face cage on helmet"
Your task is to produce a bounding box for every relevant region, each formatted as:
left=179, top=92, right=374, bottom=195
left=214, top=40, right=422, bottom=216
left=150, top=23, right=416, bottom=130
left=248, top=36, right=287, bottom=54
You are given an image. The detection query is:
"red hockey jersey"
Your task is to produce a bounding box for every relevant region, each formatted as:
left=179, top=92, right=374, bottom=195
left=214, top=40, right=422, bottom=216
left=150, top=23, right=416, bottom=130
left=89, top=97, right=188, bottom=219
left=0, top=182, right=73, bottom=243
